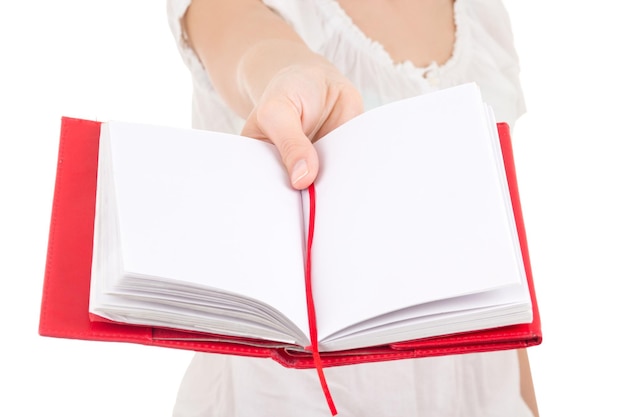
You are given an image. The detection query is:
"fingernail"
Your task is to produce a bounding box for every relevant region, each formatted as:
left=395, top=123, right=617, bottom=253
left=290, top=159, right=309, bottom=186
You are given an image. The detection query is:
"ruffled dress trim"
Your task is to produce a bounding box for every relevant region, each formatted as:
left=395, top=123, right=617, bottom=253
left=315, top=0, right=470, bottom=86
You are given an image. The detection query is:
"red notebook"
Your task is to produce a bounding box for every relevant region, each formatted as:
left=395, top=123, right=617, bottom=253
left=39, top=117, right=542, bottom=369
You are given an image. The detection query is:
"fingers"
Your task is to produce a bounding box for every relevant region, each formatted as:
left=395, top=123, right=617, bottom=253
left=240, top=64, right=363, bottom=190
left=242, top=97, right=319, bottom=190
left=314, top=85, right=364, bottom=140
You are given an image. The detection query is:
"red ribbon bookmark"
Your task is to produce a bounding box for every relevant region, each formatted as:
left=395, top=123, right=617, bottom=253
left=304, top=183, right=337, bottom=416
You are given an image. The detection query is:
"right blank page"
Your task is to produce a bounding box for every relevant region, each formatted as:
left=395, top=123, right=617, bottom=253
left=311, top=83, right=528, bottom=340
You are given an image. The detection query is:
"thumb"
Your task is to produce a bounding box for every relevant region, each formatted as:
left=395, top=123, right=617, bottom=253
left=242, top=99, right=319, bottom=190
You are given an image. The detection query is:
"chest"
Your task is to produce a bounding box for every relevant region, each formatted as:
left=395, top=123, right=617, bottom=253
left=335, top=0, right=456, bottom=67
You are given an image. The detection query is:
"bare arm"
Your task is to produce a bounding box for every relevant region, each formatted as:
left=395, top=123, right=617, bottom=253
left=518, top=349, right=540, bottom=416
left=183, top=0, right=362, bottom=189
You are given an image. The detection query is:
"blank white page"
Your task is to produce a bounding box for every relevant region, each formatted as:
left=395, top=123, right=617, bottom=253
left=311, top=83, right=526, bottom=338
left=105, top=122, right=309, bottom=332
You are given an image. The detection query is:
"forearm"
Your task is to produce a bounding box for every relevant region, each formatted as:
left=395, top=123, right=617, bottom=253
left=183, top=0, right=362, bottom=189
left=518, top=349, right=539, bottom=417
left=183, top=0, right=328, bottom=117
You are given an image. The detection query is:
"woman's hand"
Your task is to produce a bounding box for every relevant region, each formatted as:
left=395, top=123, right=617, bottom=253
left=241, top=60, right=363, bottom=189
left=182, top=0, right=363, bottom=189
left=184, top=0, right=362, bottom=189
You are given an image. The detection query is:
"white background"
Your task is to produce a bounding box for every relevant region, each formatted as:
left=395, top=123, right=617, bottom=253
left=1, top=1, right=624, bottom=415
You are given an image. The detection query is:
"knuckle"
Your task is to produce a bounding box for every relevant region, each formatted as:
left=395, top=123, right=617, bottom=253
left=277, top=138, right=306, bottom=164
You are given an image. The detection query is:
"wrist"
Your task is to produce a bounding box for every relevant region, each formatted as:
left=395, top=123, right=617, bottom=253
left=236, top=39, right=331, bottom=110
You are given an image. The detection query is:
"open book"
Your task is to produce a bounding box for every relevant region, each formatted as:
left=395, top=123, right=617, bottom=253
left=86, top=83, right=533, bottom=353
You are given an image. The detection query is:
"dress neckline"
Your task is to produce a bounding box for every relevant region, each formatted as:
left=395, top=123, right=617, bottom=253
left=319, top=0, right=468, bottom=79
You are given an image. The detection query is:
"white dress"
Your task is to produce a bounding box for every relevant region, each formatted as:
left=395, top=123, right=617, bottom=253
left=166, top=1, right=533, bottom=416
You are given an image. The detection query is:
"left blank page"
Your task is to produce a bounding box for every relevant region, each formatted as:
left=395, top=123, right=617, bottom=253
left=93, top=121, right=309, bottom=336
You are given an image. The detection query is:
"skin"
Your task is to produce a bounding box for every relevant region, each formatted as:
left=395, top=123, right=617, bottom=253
left=183, top=1, right=539, bottom=415
left=184, top=0, right=362, bottom=189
